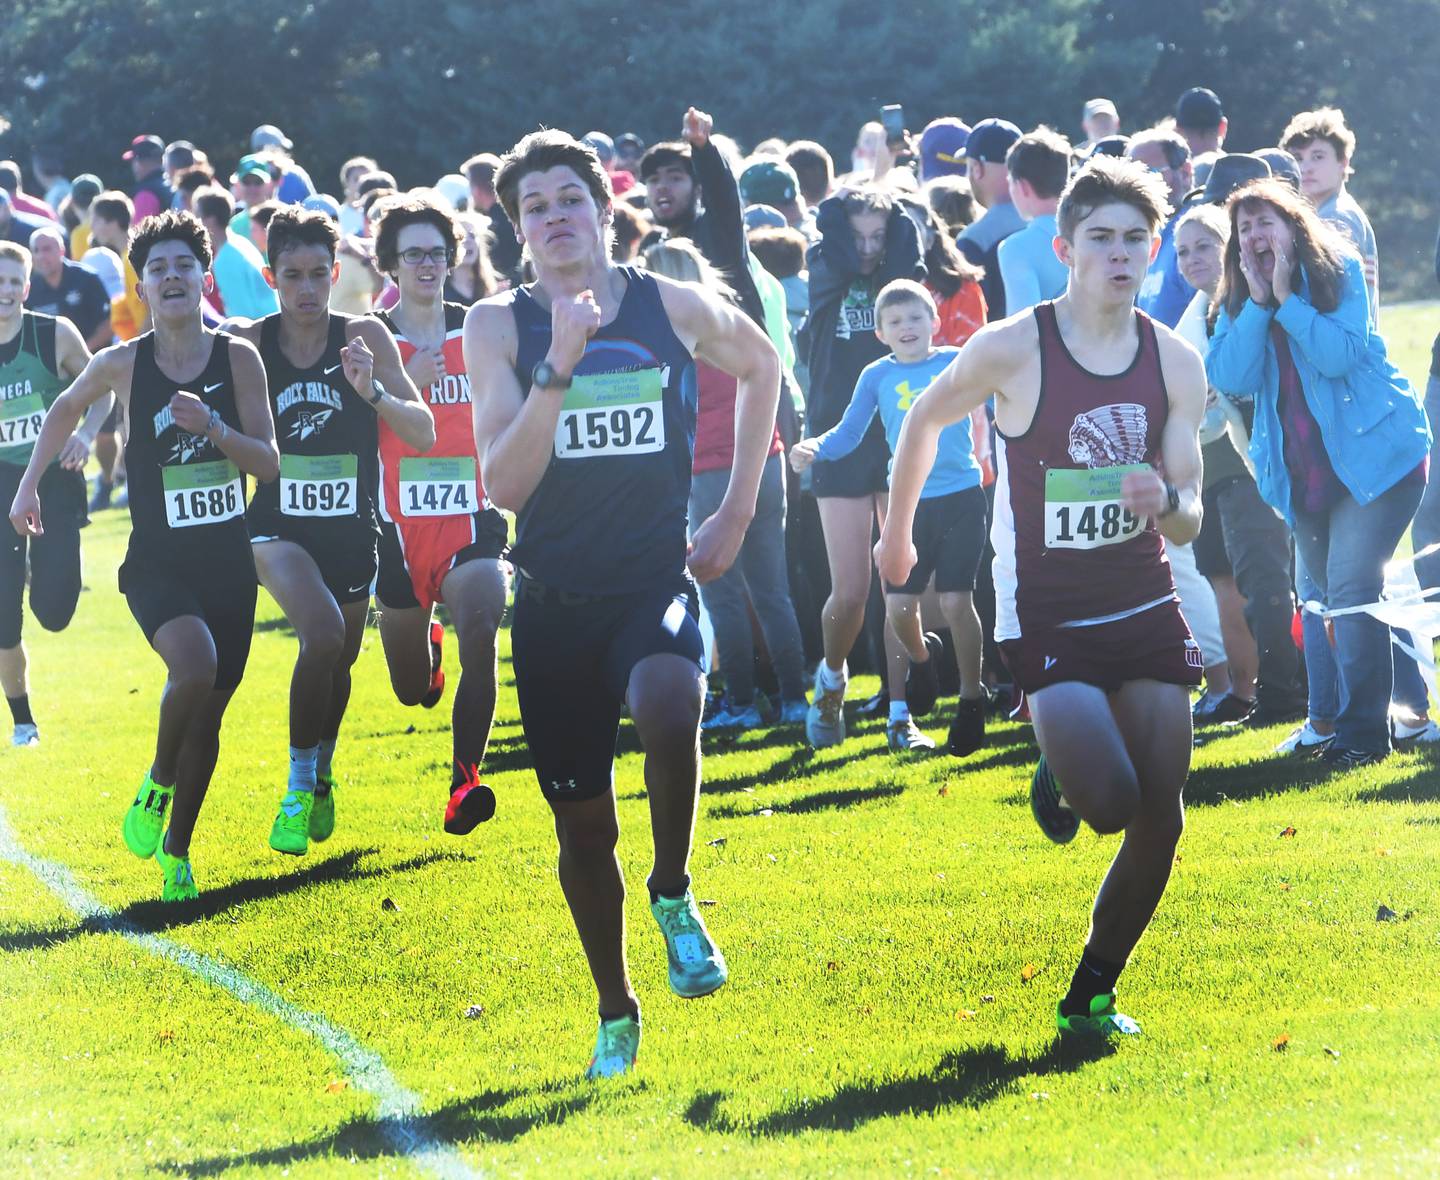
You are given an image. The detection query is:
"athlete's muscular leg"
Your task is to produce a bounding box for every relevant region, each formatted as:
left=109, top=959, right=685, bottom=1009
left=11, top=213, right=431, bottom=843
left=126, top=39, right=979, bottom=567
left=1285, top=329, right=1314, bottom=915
left=1086, top=680, right=1192, bottom=964
left=0, top=531, right=28, bottom=699
left=166, top=686, right=238, bottom=857
left=320, top=600, right=371, bottom=743
left=149, top=615, right=219, bottom=789
left=441, top=560, right=509, bottom=775
left=0, top=644, right=26, bottom=700
left=938, top=591, right=984, bottom=700
left=252, top=541, right=346, bottom=749
left=376, top=601, right=433, bottom=706
left=1030, top=681, right=1140, bottom=835
left=628, top=652, right=705, bottom=896
left=873, top=492, right=910, bottom=703
left=551, top=791, right=637, bottom=1016
left=885, top=593, right=928, bottom=663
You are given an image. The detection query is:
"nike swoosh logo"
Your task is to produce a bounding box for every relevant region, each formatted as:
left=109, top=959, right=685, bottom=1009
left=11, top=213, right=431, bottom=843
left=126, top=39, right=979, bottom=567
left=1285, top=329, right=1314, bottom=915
left=204, top=382, right=223, bottom=394
left=324, top=364, right=342, bottom=376
left=348, top=583, right=371, bottom=595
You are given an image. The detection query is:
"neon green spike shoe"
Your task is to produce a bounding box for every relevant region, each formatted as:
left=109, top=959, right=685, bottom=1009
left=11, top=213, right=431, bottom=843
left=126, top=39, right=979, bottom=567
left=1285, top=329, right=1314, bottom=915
left=1056, top=993, right=1141, bottom=1038
left=269, top=789, right=314, bottom=856
left=585, top=1012, right=640, bottom=1080
left=155, top=841, right=199, bottom=903
left=309, top=775, right=337, bottom=842
left=122, top=772, right=173, bottom=859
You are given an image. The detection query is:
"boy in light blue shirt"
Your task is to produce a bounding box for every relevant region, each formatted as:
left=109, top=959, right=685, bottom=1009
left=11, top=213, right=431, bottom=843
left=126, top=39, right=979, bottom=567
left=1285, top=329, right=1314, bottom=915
left=791, top=279, right=988, bottom=757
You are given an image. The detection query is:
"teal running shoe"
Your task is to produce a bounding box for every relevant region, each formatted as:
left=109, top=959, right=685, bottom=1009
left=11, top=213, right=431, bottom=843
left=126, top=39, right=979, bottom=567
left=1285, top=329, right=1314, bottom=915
left=155, top=841, right=199, bottom=903
left=651, top=890, right=728, bottom=998
left=269, top=789, right=313, bottom=856
left=586, top=1012, right=640, bottom=1080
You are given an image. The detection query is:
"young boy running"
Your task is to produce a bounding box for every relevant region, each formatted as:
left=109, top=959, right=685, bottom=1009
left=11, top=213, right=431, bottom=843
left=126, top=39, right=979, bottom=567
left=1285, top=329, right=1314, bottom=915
left=0, top=242, right=108, bottom=747
left=370, top=193, right=511, bottom=835
left=876, top=157, right=1206, bottom=1038
left=9, top=211, right=280, bottom=901
left=227, top=207, right=433, bottom=856
left=791, top=279, right=988, bottom=755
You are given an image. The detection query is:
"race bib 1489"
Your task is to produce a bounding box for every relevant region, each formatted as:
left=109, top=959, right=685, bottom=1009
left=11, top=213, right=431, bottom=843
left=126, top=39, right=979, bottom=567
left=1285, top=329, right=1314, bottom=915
left=1044, top=464, right=1147, bottom=550
left=553, top=368, right=663, bottom=459
left=162, top=459, right=244, bottom=529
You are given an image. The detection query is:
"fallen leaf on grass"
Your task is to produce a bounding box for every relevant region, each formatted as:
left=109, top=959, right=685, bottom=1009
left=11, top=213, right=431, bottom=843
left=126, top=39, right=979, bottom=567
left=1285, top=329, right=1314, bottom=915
left=1279, top=827, right=1297, bottom=838
left=937, top=784, right=950, bottom=798
left=380, top=897, right=398, bottom=912
left=157, top=1028, right=175, bottom=1044
left=463, top=1005, right=484, bottom=1020
left=1323, top=1046, right=1341, bottom=1059
left=1020, top=964, right=1039, bottom=983
left=957, top=1009, right=977, bottom=1021
left=825, top=960, right=841, bottom=972
left=326, top=1079, right=349, bottom=1094
left=404, top=725, right=416, bottom=735
left=1376, top=848, right=1391, bottom=857
left=981, top=995, right=996, bottom=1004
left=1272, top=1033, right=1290, bottom=1052
left=706, top=837, right=727, bottom=848
left=1376, top=905, right=1398, bottom=922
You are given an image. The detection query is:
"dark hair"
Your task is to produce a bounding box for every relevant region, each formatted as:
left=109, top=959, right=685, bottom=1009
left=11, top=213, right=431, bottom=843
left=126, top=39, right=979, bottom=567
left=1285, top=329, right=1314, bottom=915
left=924, top=175, right=977, bottom=235
left=840, top=187, right=895, bottom=219
left=356, top=170, right=397, bottom=197
left=495, top=129, right=612, bottom=227
left=0, top=161, right=21, bottom=194
left=128, top=208, right=212, bottom=272
left=1056, top=155, right=1169, bottom=241
left=91, top=191, right=134, bottom=231
left=249, top=200, right=281, bottom=232
left=638, top=142, right=693, bottom=183
left=372, top=192, right=462, bottom=273
left=609, top=202, right=652, bottom=260
left=1218, top=178, right=1351, bottom=318
left=1005, top=126, right=1072, bottom=199
left=193, top=187, right=235, bottom=225
left=915, top=203, right=984, bottom=298
left=747, top=226, right=808, bottom=280
left=176, top=166, right=215, bottom=197
left=360, top=187, right=396, bottom=220
left=266, top=206, right=340, bottom=267
left=785, top=141, right=834, bottom=206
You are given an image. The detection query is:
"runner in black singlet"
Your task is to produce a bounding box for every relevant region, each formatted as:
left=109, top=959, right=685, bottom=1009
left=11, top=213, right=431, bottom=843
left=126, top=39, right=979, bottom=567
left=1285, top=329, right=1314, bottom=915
left=226, top=208, right=432, bottom=858
left=9, top=211, right=279, bottom=903
left=468, top=131, right=780, bottom=1079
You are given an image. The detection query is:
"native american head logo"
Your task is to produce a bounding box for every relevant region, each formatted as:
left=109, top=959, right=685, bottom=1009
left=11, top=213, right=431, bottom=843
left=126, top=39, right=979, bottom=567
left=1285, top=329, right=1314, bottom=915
left=287, top=408, right=334, bottom=441
left=1067, top=403, right=1148, bottom=468
left=167, top=432, right=207, bottom=464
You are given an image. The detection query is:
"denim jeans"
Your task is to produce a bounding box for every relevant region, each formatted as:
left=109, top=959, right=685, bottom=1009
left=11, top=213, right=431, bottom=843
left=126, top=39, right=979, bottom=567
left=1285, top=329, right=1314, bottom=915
left=1413, top=374, right=1440, bottom=591
left=1293, top=475, right=1426, bottom=752
left=689, top=453, right=807, bottom=706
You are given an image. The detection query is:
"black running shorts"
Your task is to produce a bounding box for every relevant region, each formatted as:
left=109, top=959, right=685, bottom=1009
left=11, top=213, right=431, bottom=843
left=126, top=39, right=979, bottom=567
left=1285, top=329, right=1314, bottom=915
left=247, top=510, right=378, bottom=607
left=885, top=484, right=988, bottom=595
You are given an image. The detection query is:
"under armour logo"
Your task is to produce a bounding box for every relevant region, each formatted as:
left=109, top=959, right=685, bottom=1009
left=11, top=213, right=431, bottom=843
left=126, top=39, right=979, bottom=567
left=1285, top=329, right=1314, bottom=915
left=551, top=779, right=577, bottom=793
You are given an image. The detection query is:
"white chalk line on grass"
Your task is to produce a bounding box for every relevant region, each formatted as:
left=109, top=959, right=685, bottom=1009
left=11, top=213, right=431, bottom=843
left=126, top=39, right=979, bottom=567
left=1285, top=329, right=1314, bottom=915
left=0, top=803, right=483, bottom=1180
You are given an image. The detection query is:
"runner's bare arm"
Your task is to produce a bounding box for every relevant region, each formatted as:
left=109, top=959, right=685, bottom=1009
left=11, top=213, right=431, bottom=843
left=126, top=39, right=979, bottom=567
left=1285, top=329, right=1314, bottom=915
left=875, top=323, right=1015, bottom=586
left=52, top=318, right=110, bottom=470
left=8, top=343, right=131, bottom=535
left=660, top=277, right=780, bottom=582
left=349, top=318, right=435, bottom=451
left=200, top=337, right=279, bottom=482
left=466, top=295, right=597, bottom=512
left=1123, top=330, right=1205, bottom=546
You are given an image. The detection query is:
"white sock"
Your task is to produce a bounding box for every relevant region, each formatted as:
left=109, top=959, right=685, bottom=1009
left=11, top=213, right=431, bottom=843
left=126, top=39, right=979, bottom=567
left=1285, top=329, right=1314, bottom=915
left=288, top=745, right=319, bottom=793
left=889, top=700, right=911, bottom=724
left=817, top=660, right=847, bottom=693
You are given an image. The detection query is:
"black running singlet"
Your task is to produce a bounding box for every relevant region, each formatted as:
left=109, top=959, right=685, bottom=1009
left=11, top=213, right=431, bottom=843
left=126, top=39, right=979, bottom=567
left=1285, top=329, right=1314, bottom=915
left=508, top=268, right=696, bottom=594
left=248, top=314, right=379, bottom=533
left=125, top=330, right=250, bottom=553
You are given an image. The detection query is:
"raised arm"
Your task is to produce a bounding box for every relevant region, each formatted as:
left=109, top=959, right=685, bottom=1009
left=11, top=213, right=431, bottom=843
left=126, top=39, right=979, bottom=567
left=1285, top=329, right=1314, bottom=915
left=347, top=317, right=435, bottom=451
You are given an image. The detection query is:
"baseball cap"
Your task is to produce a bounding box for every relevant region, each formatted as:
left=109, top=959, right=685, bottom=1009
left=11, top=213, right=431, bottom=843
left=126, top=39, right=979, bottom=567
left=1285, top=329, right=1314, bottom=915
left=164, top=140, right=197, bottom=169
left=739, top=160, right=799, bottom=207
left=301, top=193, right=341, bottom=219
left=1190, top=153, right=1271, bottom=206
left=743, top=204, right=788, bottom=231
left=250, top=124, right=293, bottom=152
left=432, top=173, right=470, bottom=210
left=122, top=134, right=164, bottom=162
left=233, top=154, right=272, bottom=184
left=1083, top=98, right=1119, bottom=120
left=1175, top=87, right=1223, bottom=130
left=919, top=118, right=971, bottom=181
left=1254, top=148, right=1302, bottom=192
left=959, top=118, right=1022, bottom=164
left=70, top=174, right=103, bottom=206
left=582, top=132, right=615, bottom=165
left=615, top=132, right=645, bottom=156
left=1087, top=134, right=1131, bottom=159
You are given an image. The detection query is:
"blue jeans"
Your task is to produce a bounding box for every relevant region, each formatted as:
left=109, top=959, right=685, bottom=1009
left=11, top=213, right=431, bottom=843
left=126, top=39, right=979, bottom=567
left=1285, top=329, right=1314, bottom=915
left=1293, top=475, right=1425, bottom=752
left=689, top=454, right=806, bottom=707
left=1413, top=374, right=1440, bottom=591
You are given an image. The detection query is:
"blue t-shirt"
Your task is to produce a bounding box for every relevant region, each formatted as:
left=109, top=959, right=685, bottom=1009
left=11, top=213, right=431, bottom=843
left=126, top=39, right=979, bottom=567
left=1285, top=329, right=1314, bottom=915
left=813, top=347, right=978, bottom=498
left=997, top=213, right=1067, bottom=315
left=1136, top=213, right=1196, bottom=329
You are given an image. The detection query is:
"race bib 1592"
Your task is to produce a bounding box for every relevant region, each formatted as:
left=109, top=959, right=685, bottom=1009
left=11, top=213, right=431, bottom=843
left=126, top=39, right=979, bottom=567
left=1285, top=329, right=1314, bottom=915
left=1044, top=464, right=1147, bottom=550
left=553, top=368, right=664, bottom=459
left=280, top=453, right=357, bottom=517
left=162, top=459, right=244, bottom=529
left=397, top=455, right=477, bottom=517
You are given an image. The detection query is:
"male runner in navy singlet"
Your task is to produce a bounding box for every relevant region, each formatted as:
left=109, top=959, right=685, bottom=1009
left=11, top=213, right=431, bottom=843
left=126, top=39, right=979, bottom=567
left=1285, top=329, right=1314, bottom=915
left=10, top=210, right=279, bottom=902
left=467, top=131, right=780, bottom=1079
left=877, top=157, right=1207, bottom=1039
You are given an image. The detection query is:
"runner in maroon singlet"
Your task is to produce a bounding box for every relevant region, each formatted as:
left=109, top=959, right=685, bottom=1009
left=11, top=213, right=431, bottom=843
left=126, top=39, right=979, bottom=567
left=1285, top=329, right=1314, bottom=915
left=876, top=157, right=1206, bottom=1040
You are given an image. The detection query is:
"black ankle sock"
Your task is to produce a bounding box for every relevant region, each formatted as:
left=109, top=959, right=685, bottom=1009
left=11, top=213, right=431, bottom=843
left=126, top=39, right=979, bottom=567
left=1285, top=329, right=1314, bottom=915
left=7, top=694, right=33, bottom=726
left=647, top=873, right=691, bottom=904
left=599, top=1005, right=640, bottom=1023
left=1059, top=946, right=1126, bottom=1017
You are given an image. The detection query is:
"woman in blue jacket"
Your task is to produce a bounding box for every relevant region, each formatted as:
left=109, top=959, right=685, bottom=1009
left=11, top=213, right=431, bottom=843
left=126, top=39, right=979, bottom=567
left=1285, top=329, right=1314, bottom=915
left=1207, top=179, right=1431, bottom=766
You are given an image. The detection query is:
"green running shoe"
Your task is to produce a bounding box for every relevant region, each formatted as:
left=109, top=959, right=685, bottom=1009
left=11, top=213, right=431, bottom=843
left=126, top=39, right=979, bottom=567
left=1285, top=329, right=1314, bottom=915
left=651, top=890, right=728, bottom=998
left=122, top=772, right=172, bottom=859
left=269, top=789, right=314, bottom=856
left=1056, top=993, right=1141, bottom=1038
left=309, top=775, right=336, bottom=842
left=155, top=841, right=199, bottom=903
left=585, top=1012, right=640, bottom=1080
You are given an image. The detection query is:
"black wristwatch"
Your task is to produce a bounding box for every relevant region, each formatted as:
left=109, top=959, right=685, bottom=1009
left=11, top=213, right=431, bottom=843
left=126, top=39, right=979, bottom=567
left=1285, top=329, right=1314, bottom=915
left=366, top=377, right=387, bottom=406
left=532, top=360, right=572, bottom=392
left=1159, top=480, right=1181, bottom=517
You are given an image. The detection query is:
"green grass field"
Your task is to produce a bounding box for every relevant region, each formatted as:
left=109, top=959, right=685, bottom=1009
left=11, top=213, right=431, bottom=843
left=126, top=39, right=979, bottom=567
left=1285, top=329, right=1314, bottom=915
left=2, top=305, right=1439, bottom=1178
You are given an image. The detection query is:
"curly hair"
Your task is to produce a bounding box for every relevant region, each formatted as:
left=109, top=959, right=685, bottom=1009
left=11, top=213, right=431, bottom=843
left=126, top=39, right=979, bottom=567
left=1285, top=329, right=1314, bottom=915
left=371, top=191, right=463, bottom=274
left=128, top=208, right=212, bottom=273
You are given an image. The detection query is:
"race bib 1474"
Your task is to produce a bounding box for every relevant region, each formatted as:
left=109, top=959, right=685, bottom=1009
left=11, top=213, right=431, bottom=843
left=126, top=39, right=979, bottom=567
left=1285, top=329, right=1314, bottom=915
left=553, top=368, right=664, bottom=459
left=398, top=455, right=477, bottom=517
left=1044, top=464, right=1147, bottom=550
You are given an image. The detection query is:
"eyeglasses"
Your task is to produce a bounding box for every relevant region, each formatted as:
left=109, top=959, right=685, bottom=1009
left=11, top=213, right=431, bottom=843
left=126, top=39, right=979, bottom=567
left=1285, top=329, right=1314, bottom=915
left=399, top=247, right=449, bottom=266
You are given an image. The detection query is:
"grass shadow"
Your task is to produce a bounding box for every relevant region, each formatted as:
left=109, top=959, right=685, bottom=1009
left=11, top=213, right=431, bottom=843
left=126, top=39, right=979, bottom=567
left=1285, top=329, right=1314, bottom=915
left=1354, top=762, right=1440, bottom=804
left=0, top=847, right=473, bottom=954
left=702, top=743, right=891, bottom=797
left=1182, top=755, right=1332, bottom=807
left=684, top=1038, right=1111, bottom=1136
left=252, top=616, right=297, bottom=636
left=159, top=1080, right=600, bottom=1174
left=708, top=782, right=906, bottom=820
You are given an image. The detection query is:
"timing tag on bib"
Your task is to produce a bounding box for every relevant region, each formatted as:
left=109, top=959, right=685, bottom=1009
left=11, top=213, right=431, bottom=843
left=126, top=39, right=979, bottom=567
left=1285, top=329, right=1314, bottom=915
left=398, top=455, right=478, bottom=517
left=280, top=453, right=358, bottom=517
left=553, top=367, right=664, bottom=459
left=1044, top=464, right=1147, bottom=550
left=0, top=392, right=44, bottom=452
left=161, top=459, right=244, bottom=529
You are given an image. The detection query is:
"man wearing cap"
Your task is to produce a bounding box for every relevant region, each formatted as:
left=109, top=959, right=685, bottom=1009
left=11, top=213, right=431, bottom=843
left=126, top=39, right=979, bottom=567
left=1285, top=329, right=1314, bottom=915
left=1174, top=88, right=1227, bottom=162
left=614, top=133, right=645, bottom=176
left=228, top=155, right=277, bottom=246
left=918, top=118, right=970, bottom=184
left=956, top=118, right=1024, bottom=320
left=123, top=135, right=173, bottom=222
left=1078, top=99, right=1120, bottom=155
left=1127, top=127, right=1195, bottom=328
left=24, top=225, right=112, bottom=352
left=739, top=159, right=809, bottom=235
left=163, top=142, right=200, bottom=200
left=250, top=125, right=314, bottom=204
